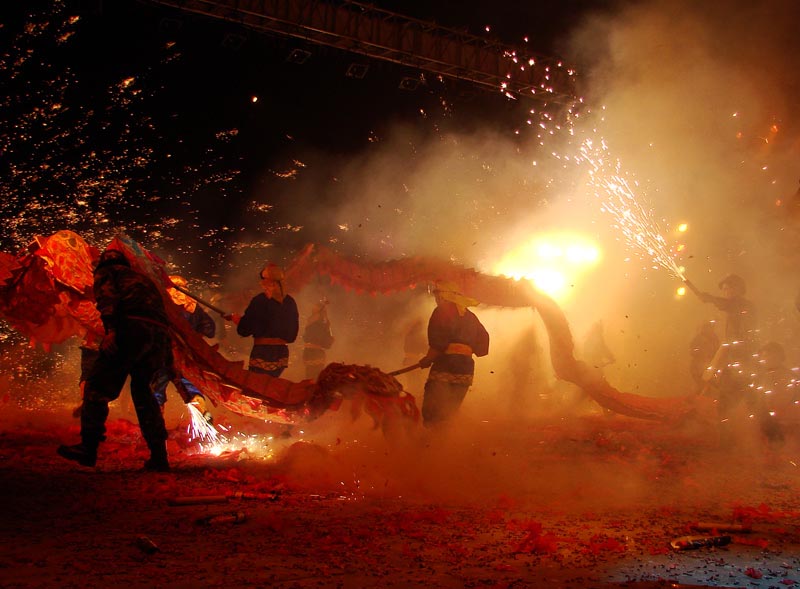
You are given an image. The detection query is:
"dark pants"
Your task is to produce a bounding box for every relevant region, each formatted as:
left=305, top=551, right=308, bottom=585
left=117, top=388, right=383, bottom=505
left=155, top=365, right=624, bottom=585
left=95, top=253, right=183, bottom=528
left=421, top=379, right=469, bottom=426
left=248, top=344, right=288, bottom=378
left=81, top=321, right=172, bottom=456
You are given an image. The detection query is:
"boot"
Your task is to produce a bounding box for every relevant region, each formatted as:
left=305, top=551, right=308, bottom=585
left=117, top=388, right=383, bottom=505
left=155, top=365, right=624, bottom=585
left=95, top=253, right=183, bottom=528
left=142, top=457, right=170, bottom=472
left=143, top=444, right=170, bottom=472
left=57, top=443, right=97, bottom=467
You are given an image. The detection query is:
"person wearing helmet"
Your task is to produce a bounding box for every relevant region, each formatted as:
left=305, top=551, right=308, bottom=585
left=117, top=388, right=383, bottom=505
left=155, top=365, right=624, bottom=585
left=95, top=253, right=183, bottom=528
left=418, top=280, right=489, bottom=426
left=684, top=273, right=758, bottom=436
left=226, top=263, right=299, bottom=377
left=57, top=247, right=174, bottom=472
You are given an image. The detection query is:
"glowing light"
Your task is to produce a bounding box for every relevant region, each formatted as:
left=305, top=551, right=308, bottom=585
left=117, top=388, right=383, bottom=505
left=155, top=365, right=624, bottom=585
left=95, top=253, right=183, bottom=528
left=677, top=223, right=688, bottom=232
left=251, top=96, right=259, bottom=103
left=494, top=233, right=601, bottom=302
left=677, top=286, right=686, bottom=296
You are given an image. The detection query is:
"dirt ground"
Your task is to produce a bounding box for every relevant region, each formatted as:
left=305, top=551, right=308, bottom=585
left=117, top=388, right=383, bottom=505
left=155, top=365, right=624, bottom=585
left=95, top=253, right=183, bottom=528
left=1, top=400, right=799, bottom=589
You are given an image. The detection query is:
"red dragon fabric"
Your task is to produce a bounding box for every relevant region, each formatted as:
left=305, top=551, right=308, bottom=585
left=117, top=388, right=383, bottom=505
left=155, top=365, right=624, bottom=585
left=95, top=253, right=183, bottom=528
left=0, top=232, right=715, bottom=425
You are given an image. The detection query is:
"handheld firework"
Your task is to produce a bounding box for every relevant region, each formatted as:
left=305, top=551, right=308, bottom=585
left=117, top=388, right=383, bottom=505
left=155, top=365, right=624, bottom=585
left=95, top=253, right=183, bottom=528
left=682, top=278, right=702, bottom=298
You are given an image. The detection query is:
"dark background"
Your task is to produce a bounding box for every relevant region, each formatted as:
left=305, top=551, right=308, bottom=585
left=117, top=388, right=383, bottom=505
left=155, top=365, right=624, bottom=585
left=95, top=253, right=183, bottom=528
left=0, top=0, right=615, bottom=274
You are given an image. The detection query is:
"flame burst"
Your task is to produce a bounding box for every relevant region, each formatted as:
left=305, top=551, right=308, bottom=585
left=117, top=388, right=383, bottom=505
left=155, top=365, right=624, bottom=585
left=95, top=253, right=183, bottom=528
left=494, top=233, right=601, bottom=302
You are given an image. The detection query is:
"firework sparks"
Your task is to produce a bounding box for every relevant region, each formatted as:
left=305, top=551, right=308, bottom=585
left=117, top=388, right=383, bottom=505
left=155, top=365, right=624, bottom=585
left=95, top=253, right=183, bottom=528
left=186, top=403, right=221, bottom=445
left=0, top=1, right=243, bottom=271
left=578, top=138, right=685, bottom=281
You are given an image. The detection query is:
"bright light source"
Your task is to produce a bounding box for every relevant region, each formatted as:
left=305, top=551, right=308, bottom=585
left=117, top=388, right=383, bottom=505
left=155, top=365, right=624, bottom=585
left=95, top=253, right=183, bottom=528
left=677, top=223, right=688, bottom=233
left=493, top=233, right=601, bottom=302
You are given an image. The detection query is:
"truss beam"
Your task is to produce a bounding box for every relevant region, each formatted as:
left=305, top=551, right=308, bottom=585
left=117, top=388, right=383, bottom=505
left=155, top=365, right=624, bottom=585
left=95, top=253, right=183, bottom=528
left=145, top=0, right=579, bottom=104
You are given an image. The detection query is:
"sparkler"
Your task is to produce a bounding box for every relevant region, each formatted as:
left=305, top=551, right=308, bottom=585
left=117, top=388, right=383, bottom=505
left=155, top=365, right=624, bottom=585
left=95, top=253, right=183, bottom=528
left=578, top=137, right=685, bottom=281
left=186, top=403, right=221, bottom=445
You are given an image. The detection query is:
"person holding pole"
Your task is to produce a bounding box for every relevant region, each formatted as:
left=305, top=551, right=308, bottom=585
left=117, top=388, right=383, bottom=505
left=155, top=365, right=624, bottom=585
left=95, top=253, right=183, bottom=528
left=418, top=281, right=489, bottom=427
left=225, top=263, right=299, bottom=378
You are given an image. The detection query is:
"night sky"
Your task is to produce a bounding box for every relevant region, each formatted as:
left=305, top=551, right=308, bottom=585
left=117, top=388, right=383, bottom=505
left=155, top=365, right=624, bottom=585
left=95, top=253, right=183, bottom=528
left=1, top=0, right=611, bottom=276
left=6, top=0, right=800, bottom=372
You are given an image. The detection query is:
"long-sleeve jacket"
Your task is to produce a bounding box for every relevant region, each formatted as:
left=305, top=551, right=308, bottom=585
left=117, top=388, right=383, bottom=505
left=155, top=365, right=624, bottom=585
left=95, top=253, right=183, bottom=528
left=427, top=301, right=489, bottom=376
left=237, top=293, right=299, bottom=343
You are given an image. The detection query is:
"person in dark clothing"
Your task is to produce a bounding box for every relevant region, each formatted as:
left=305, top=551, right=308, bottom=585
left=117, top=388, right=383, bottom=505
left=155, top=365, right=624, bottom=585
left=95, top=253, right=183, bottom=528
left=302, top=300, right=334, bottom=380
left=151, top=275, right=215, bottom=416
left=685, top=274, right=758, bottom=413
left=418, top=281, right=489, bottom=426
left=57, top=248, right=175, bottom=472
left=227, top=263, right=299, bottom=377
left=685, top=274, right=759, bottom=447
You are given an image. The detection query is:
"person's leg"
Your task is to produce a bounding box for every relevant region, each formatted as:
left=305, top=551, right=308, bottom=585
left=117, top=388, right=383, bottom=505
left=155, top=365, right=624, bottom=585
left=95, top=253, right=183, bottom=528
left=131, top=369, right=170, bottom=470
left=131, top=327, right=172, bottom=471
left=422, top=379, right=450, bottom=426
left=58, top=351, right=128, bottom=466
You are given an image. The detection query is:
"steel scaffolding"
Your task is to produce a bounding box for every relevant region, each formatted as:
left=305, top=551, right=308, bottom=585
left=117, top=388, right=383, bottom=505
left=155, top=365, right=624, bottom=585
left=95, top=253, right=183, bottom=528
left=145, top=0, right=579, bottom=104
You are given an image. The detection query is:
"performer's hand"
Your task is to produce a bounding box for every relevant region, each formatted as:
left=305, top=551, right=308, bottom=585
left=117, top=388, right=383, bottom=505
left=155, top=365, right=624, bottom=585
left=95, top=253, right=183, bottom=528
left=223, top=313, right=241, bottom=325
left=189, top=394, right=206, bottom=414
left=100, top=329, right=117, bottom=354
left=418, top=355, right=433, bottom=369
left=189, top=395, right=213, bottom=424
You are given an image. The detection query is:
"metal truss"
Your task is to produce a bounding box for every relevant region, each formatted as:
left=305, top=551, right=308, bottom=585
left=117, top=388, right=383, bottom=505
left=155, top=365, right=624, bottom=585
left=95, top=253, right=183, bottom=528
left=144, top=0, right=579, bottom=104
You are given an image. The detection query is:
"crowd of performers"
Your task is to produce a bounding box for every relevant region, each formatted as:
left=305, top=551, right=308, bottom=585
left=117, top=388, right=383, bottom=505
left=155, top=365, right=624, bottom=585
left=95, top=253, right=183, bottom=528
left=685, top=274, right=798, bottom=447
left=50, top=238, right=800, bottom=472
left=56, top=244, right=492, bottom=471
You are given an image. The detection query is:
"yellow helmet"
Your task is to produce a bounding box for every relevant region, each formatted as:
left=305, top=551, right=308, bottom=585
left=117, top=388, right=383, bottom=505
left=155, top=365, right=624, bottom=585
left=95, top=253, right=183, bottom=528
left=433, top=280, right=479, bottom=309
